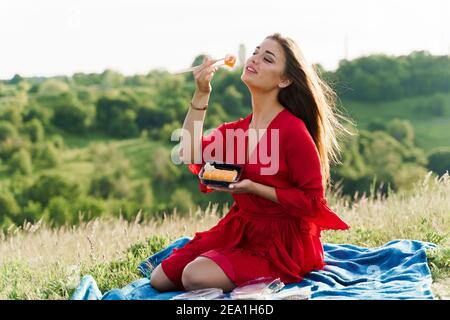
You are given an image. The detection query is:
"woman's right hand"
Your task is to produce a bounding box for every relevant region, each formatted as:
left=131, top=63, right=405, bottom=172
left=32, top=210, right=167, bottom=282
left=194, top=56, right=218, bottom=94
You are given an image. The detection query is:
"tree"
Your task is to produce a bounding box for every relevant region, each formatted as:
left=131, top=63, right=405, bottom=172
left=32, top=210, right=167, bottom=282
left=76, top=88, right=95, bottom=105
left=334, top=51, right=450, bottom=101
left=38, top=79, right=70, bottom=96
left=367, top=118, right=387, bottom=132
left=23, top=102, right=53, bottom=127
left=50, top=135, right=65, bottom=150
left=73, top=197, right=106, bottom=224
left=0, top=107, right=22, bottom=126
left=52, top=100, right=88, bottom=133
left=49, top=92, right=88, bottom=133
left=33, top=142, right=59, bottom=168
left=149, top=147, right=181, bottom=184
left=427, top=147, right=450, bottom=177
left=89, top=174, right=115, bottom=199
left=135, top=102, right=158, bottom=130
left=386, top=118, right=415, bottom=146
left=157, top=121, right=181, bottom=141
left=393, top=163, right=429, bottom=191
left=100, top=69, right=125, bottom=89
left=0, top=123, right=23, bottom=161
left=46, top=197, right=71, bottom=227
left=8, top=74, right=24, bottom=85
left=191, top=54, right=207, bottom=68
left=0, top=121, right=18, bottom=141
left=8, top=149, right=32, bottom=175
left=27, top=173, right=81, bottom=207
left=21, top=201, right=44, bottom=224
left=220, top=85, right=244, bottom=116
left=414, top=93, right=447, bottom=117
left=109, top=109, right=139, bottom=138
left=88, top=145, right=133, bottom=199
left=95, top=97, right=139, bottom=138
left=204, top=103, right=228, bottom=129
left=332, top=129, right=429, bottom=195
left=0, top=192, right=21, bottom=225
left=22, top=118, right=44, bottom=143
left=89, top=174, right=132, bottom=200
left=73, top=72, right=103, bottom=86
left=170, top=188, right=194, bottom=215
left=132, top=181, right=154, bottom=213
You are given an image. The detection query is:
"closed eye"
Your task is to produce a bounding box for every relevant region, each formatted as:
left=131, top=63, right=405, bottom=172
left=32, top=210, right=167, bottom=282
left=252, top=51, right=273, bottom=63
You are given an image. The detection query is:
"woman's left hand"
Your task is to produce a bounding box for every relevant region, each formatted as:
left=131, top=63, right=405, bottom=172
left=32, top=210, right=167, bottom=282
left=209, top=179, right=255, bottom=194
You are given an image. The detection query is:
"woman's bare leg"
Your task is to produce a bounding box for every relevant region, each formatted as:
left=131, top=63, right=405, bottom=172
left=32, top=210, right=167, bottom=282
left=149, top=264, right=179, bottom=292
left=181, top=256, right=236, bottom=293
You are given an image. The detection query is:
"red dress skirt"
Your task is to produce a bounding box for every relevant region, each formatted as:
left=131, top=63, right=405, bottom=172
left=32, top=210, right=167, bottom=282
left=160, top=108, right=349, bottom=290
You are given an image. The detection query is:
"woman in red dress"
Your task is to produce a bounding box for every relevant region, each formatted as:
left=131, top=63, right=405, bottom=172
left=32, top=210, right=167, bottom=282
left=150, top=33, right=351, bottom=293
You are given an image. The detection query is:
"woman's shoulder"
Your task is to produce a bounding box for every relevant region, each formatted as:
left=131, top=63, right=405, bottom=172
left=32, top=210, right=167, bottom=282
left=203, top=114, right=250, bottom=138
left=218, top=114, right=251, bottom=131
left=278, top=109, right=318, bottom=153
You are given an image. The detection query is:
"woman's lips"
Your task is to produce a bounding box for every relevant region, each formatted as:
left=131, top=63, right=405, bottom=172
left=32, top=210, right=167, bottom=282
left=245, top=66, right=257, bottom=74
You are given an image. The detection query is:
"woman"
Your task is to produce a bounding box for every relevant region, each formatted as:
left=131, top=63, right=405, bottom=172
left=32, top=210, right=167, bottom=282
left=150, top=33, right=351, bottom=293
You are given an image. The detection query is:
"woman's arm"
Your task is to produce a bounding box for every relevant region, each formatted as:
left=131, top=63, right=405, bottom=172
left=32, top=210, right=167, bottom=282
left=180, top=90, right=209, bottom=164
left=209, top=179, right=280, bottom=204
left=180, top=57, right=218, bottom=164
left=251, top=181, right=279, bottom=203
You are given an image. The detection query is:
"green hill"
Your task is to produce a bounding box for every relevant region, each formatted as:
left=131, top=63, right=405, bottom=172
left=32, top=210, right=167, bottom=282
left=341, top=92, right=450, bottom=152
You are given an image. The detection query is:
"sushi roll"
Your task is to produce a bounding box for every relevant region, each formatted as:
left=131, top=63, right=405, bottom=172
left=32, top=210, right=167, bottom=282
left=202, top=163, right=238, bottom=182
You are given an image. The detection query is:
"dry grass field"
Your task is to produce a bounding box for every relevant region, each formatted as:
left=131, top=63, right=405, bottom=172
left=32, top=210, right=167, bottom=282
left=1, top=173, right=448, bottom=299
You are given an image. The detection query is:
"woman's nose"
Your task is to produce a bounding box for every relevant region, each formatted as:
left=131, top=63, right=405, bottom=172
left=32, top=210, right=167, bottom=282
left=249, top=55, right=259, bottom=64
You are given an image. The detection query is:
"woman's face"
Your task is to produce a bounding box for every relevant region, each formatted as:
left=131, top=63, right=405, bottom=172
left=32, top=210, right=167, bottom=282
left=241, top=38, right=291, bottom=92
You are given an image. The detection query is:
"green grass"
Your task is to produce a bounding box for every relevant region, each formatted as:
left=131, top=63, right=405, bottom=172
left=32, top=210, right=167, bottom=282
left=80, top=235, right=169, bottom=294
left=427, top=247, right=450, bottom=283
left=54, top=129, right=114, bottom=149
left=113, top=138, right=163, bottom=180
left=411, top=119, right=450, bottom=152
left=0, top=235, right=170, bottom=299
left=0, top=136, right=163, bottom=186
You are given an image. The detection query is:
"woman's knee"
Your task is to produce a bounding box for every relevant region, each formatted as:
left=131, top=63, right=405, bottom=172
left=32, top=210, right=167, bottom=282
left=181, top=260, right=204, bottom=291
left=181, top=257, right=235, bottom=292
left=150, top=264, right=178, bottom=292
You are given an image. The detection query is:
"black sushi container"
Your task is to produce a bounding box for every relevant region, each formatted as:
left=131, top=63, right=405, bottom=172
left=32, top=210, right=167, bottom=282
left=198, top=162, right=244, bottom=187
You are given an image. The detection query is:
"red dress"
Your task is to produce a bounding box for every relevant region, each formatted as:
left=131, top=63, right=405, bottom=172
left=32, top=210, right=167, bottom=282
left=160, top=108, right=349, bottom=290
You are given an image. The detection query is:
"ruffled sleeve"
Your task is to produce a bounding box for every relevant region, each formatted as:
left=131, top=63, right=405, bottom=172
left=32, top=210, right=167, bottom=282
left=187, top=123, right=227, bottom=193
left=274, top=119, right=349, bottom=231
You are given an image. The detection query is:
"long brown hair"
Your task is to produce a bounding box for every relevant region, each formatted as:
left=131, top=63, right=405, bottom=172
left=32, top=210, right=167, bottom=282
left=267, top=33, right=354, bottom=191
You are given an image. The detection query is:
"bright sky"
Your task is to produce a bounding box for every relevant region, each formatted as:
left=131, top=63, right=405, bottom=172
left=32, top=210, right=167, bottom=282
left=0, top=0, right=448, bottom=79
